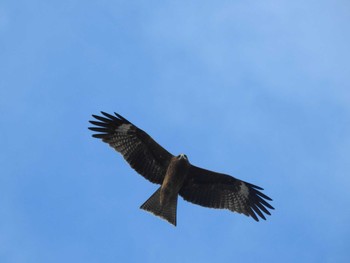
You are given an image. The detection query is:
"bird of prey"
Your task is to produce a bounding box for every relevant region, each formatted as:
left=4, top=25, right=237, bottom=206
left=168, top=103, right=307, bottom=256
left=89, top=112, right=274, bottom=226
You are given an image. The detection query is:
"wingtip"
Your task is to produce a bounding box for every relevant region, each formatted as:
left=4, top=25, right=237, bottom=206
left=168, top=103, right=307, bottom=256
left=114, top=112, right=131, bottom=123
left=251, top=215, right=259, bottom=222
left=91, top=134, right=107, bottom=139
left=100, top=111, right=114, bottom=119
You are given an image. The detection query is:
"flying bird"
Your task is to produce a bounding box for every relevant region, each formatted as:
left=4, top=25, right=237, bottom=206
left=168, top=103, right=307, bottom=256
left=89, top=112, right=274, bottom=226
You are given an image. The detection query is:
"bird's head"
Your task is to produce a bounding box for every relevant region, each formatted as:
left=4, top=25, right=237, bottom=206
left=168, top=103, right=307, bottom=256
left=177, top=154, right=188, bottom=161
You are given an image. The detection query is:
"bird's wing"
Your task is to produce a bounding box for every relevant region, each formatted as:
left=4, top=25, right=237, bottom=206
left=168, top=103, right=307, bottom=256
left=179, top=165, right=274, bottom=221
left=89, top=112, right=173, bottom=184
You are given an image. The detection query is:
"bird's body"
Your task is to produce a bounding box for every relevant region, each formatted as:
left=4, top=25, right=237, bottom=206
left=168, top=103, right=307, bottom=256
left=89, top=112, right=274, bottom=226
left=160, top=155, right=189, bottom=207
left=140, top=154, right=190, bottom=225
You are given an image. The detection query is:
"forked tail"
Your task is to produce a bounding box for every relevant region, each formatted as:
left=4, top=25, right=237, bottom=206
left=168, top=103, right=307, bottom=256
left=140, top=187, right=178, bottom=226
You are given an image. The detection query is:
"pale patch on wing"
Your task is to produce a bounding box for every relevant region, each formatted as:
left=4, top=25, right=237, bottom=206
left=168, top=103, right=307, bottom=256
left=239, top=182, right=250, bottom=198
left=117, top=123, right=132, bottom=133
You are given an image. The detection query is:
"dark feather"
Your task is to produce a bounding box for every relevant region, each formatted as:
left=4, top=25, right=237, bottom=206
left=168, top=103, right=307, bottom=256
left=89, top=112, right=174, bottom=184
left=179, top=165, right=274, bottom=221
left=89, top=120, right=111, bottom=128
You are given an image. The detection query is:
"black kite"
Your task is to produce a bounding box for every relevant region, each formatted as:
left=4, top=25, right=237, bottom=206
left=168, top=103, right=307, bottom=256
left=89, top=112, right=274, bottom=226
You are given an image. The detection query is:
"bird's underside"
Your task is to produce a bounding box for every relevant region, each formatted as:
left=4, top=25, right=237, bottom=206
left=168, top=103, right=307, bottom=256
left=89, top=112, right=274, bottom=226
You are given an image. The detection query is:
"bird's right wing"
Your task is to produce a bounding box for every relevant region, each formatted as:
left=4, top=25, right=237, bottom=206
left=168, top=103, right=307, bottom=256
left=179, top=165, right=274, bottom=221
left=89, top=112, right=174, bottom=185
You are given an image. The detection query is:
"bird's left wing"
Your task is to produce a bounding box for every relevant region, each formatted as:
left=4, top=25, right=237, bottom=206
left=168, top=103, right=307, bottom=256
left=89, top=112, right=174, bottom=184
left=179, top=165, right=274, bottom=221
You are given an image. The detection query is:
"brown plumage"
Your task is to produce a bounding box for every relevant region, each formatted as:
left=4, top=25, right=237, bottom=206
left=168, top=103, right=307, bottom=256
left=88, top=112, right=274, bottom=226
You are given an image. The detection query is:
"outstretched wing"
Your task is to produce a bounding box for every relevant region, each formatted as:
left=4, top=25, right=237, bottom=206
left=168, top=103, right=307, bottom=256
left=89, top=112, right=174, bottom=184
left=179, top=165, right=274, bottom=221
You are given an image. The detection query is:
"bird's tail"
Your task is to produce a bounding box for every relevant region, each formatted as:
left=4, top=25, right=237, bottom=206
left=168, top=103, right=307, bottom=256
left=140, top=187, right=178, bottom=226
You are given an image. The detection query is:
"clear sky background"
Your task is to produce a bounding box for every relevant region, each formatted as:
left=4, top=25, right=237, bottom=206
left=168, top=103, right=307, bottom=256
left=1, top=1, right=349, bottom=262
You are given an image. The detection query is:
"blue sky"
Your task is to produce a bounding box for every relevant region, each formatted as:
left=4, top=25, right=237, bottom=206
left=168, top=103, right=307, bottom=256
left=1, top=0, right=350, bottom=262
